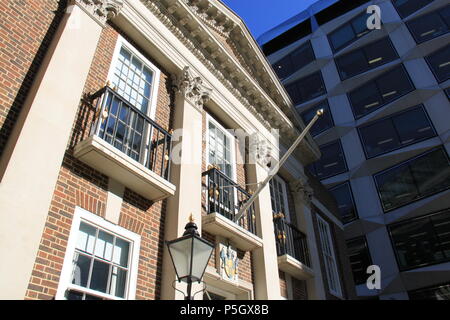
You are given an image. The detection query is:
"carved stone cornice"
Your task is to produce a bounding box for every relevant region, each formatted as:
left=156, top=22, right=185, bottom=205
left=172, top=66, right=212, bottom=111
left=72, top=0, right=123, bottom=26
left=290, top=179, right=314, bottom=206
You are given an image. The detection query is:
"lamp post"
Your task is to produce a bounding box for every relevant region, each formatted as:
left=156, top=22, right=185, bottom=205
left=166, top=215, right=215, bottom=300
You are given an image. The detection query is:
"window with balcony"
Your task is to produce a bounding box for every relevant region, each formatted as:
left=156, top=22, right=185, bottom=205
left=56, top=207, right=140, bottom=300
left=308, top=140, right=348, bottom=180
left=406, top=5, right=450, bottom=44
left=358, top=105, right=436, bottom=158
left=316, top=215, right=342, bottom=297
left=408, top=283, right=450, bottom=300
left=392, top=0, right=434, bottom=19
left=346, top=236, right=372, bottom=285
left=285, top=71, right=327, bottom=105
left=348, top=64, right=414, bottom=119
left=335, top=37, right=399, bottom=80
left=388, top=209, right=450, bottom=271
left=299, top=100, right=334, bottom=136
left=329, top=182, right=358, bottom=224
left=426, top=44, right=450, bottom=83
left=272, top=41, right=315, bottom=80
left=73, top=37, right=174, bottom=201
left=374, top=147, right=450, bottom=212
left=328, top=11, right=374, bottom=53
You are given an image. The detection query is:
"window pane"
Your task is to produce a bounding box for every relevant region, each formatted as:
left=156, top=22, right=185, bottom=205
left=392, top=106, right=435, bottom=145
left=290, top=42, right=315, bottom=71
left=407, top=9, right=449, bottom=43
left=89, top=259, right=110, bottom=293
left=329, top=182, right=358, bottom=224
left=346, top=237, right=372, bottom=284
left=329, top=24, right=354, bottom=52
left=295, top=72, right=326, bottom=104
left=113, top=238, right=130, bottom=267
left=299, top=100, right=333, bottom=136
left=95, top=230, right=114, bottom=261
left=285, top=82, right=302, bottom=105
left=390, top=217, right=443, bottom=270
left=71, top=253, right=91, bottom=288
left=426, top=44, right=450, bottom=83
left=110, top=267, right=127, bottom=298
left=409, top=149, right=450, bottom=196
left=314, top=141, right=347, bottom=179
left=273, top=55, right=293, bottom=80
left=375, top=163, right=418, bottom=211
left=336, top=49, right=368, bottom=80
left=431, top=213, right=450, bottom=258
left=349, top=82, right=382, bottom=118
left=364, top=38, right=398, bottom=69
left=77, top=223, right=97, bottom=254
left=409, top=283, right=450, bottom=300
left=375, top=148, right=450, bottom=211
left=376, top=66, right=413, bottom=104
left=359, top=117, right=400, bottom=158
left=352, top=13, right=371, bottom=39
left=392, top=0, right=434, bottom=18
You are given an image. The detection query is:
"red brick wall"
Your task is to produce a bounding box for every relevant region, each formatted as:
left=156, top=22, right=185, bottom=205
left=24, top=20, right=175, bottom=300
left=0, top=0, right=66, bottom=158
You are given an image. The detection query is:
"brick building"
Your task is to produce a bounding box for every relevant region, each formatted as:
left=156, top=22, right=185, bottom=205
left=0, top=0, right=355, bottom=300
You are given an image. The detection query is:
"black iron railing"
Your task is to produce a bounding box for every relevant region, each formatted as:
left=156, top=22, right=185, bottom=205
left=203, top=167, right=257, bottom=235
left=89, top=86, right=172, bottom=180
left=273, top=216, right=311, bottom=267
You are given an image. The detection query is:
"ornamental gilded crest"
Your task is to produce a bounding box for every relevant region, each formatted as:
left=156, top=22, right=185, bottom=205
left=219, top=243, right=239, bottom=283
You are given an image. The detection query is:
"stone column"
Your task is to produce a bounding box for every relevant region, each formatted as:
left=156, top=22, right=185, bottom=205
left=0, top=0, right=123, bottom=299
left=289, top=179, right=326, bottom=300
left=160, top=66, right=212, bottom=300
left=247, top=160, right=282, bottom=300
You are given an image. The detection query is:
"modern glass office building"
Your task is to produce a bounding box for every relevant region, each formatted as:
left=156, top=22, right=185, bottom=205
left=259, top=0, right=450, bottom=300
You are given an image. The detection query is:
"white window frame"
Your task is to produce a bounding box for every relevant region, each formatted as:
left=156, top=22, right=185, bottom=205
left=107, top=35, right=161, bottom=120
left=316, top=215, right=343, bottom=298
left=56, top=207, right=141, bottom=300
left=270, top=175, right=291, bottom=222
left=205, top=114, right=237, bottom=181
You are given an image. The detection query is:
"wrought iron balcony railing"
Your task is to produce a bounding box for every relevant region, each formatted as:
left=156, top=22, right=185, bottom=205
left=273, top=215, right=311, bottom=267
left=203, top=167, right=257, bottom=235
left=89, top=86, right=172, bottom=180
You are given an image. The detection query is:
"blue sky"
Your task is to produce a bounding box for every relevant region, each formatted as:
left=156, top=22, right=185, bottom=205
left=221, top=0, right=320, bottom=40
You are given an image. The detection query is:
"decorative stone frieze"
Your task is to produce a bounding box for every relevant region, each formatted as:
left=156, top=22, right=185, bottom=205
left=72, top=0, right=123, bottom=26
left=172, top=66, right=212, bottom=111
left=290, top=179, right=314, bottom=206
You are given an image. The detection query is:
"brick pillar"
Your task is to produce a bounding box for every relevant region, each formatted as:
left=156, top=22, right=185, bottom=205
left=0, top=0, right=123, bottom=299
left=160, top=66, right=212, bottom=300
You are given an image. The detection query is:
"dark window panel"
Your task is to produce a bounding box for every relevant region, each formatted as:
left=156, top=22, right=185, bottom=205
left=284, top=71, right=326, bottom=105
left=389, top=210, right=450, bottom=271
left=300, top=100, right=333, bottom=136
left=272, top=42, right=315, bottom=80
left=315, top=0, right=371, bottom=26
left=329, top=182, right=358, bottom=224
left=375, top=148, right=450, bottom=212
left=311, top=140, right=348, bottom=180
left=348, top=65, right=414, bottom=119
left=446, top=88, right=450, bottom=99
left=406, top=6, right=450, bottom=44
left=359, top=118, right=401, bottom=158
left=426, top=44, right=450, bottom=83
left=409, top=283, right=450, bottom=300
left=392, top=0, right=434, bottom=19
left=346, top=237, right=372, bottom=285
left=336, top=37, right=399, bottom=80
left=328, top=11, right=375, bottom=52
left=359, top=105, right=436, bottom=158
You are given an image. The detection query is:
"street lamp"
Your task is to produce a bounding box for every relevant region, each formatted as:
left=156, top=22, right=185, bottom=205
left=166, top=215, right=215, bottom=300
